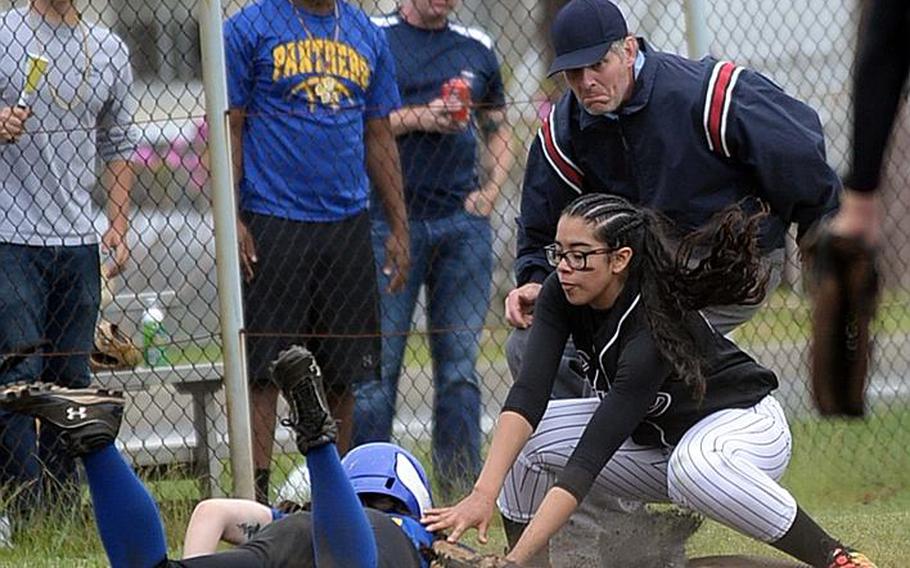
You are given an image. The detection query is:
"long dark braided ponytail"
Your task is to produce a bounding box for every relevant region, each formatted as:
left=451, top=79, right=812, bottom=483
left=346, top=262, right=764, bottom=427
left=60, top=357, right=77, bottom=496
left=562, top=194, right=769, bottom=399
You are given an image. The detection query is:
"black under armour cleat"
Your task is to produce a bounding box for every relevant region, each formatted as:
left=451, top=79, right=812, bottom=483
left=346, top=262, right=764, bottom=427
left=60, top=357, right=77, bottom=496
left=270, top=346, right=337, bottom=454
left=0, top=383, right=124, bottom=457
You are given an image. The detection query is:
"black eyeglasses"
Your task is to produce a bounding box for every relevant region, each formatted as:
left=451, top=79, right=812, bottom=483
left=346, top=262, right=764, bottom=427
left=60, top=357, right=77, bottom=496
left=544, top=244, right=611, bottom=271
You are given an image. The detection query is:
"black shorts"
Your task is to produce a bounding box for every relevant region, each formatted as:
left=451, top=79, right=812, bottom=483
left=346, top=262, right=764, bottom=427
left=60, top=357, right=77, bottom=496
left=165, top=509, right=422, bottom=568
left=242, top=211, right=380, bottom=388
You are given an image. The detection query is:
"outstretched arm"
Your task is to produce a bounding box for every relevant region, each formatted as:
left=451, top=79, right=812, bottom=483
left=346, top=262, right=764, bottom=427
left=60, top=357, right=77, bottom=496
left=182, top=498, right=276, bottom=558
left=422, top=411, right=533, bottom=543
left=505, top=488, right=577, bottom=564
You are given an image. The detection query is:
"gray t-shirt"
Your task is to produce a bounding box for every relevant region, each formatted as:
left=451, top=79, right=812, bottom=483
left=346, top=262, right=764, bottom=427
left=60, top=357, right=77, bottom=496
left=0, top=7, right=138, bottom=246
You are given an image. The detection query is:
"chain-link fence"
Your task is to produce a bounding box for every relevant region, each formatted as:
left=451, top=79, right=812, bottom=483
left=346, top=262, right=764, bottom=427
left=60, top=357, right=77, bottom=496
left=0, top=0, right=906, bottom=532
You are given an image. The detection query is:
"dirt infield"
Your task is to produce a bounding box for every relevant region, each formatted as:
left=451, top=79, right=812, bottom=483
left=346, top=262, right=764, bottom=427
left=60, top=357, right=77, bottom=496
left=552, top=499, right=699, bottom=567
left=548, top=498, right=808, bottom=567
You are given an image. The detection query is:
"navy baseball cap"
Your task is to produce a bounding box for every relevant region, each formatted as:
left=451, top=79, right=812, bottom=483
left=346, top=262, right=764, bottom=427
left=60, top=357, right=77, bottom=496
left=548, top=0, right=629, bottom=76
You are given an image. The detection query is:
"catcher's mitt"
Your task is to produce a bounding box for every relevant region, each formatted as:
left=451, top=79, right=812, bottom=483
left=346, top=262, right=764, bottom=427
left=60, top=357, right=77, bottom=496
left=430, top=540, right=518, bottom=568
left=90, top=320, right=142, bottom=372
left=802, top=224, right=879, bottom=417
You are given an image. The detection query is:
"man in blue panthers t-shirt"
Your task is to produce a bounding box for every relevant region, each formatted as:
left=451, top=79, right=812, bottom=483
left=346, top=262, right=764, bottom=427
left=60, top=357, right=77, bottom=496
left=355, top=0, right=513, bottom=497
left=224, top=0, right=410, bottom=504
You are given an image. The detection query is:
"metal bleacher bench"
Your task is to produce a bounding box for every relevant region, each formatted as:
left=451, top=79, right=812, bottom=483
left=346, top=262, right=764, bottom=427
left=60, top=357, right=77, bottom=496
left=92, top=290, right=225, bottom=498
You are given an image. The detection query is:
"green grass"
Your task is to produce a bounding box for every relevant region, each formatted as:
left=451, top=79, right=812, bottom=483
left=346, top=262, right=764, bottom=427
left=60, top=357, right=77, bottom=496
left=1, top=407, right=908, bottom=565
left=684, top=406, right=910, bottom=564
left=734, top=287, right=910, bottom=346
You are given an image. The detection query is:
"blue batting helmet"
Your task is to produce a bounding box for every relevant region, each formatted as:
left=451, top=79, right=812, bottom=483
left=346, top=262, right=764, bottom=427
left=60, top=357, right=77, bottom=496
left=341, top=442, right=433, bottom=519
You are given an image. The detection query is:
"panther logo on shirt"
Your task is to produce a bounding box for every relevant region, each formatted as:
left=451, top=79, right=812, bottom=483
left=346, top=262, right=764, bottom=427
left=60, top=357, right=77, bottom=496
left=289, top=75, right=352, bottom=110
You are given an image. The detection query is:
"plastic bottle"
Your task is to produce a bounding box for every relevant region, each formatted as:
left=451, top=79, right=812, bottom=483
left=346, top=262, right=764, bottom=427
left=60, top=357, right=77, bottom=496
left=141, top=298, right=168, bottom=367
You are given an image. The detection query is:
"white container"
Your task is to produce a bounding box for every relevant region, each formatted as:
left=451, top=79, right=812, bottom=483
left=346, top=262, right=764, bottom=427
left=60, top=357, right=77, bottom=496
left=140, top=299, right=168, bottom=367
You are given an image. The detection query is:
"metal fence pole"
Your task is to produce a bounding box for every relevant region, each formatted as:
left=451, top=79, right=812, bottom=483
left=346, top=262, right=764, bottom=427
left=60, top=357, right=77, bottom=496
left=197, top=0, right=255, bottom=500
left=683, top=0, right=710, bottom=58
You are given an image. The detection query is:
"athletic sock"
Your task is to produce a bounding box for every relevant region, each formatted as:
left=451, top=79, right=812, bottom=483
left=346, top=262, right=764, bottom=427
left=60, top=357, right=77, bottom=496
left=307, top=442, right=377, bottom=568
left=255, top=468, right=271, bottom=505
left=82, top=444, right=168, bottom=568
left=501, top=515, right=526, bottom=549
left=770, top=507, right=841, bottom=567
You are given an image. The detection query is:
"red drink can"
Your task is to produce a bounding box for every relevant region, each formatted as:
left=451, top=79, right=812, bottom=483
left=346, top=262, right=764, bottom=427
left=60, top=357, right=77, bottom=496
left=441, top=77, right=471, bottom=124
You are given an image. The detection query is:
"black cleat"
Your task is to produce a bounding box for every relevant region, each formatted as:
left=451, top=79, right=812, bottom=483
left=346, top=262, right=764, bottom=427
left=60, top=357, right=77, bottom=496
left=0, top=383, right=124, bottom=457
left=270, top=346, right=337, bottom=454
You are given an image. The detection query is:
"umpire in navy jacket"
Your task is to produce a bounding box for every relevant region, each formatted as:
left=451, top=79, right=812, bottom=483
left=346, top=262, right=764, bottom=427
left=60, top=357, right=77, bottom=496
left=505, top=0, right=840, bottom=396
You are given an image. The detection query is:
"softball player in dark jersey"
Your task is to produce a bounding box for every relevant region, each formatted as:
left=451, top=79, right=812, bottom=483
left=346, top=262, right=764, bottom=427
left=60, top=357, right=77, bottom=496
left=424, top=195, right=876, bottom=568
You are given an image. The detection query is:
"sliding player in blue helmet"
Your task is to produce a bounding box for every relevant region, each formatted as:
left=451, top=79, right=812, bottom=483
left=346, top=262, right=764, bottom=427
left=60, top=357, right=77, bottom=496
left=0, top=345, right=479, bottom=568
left=181, top=441, right=436, bottom=563
left=343, top=442, right=435, bottom=556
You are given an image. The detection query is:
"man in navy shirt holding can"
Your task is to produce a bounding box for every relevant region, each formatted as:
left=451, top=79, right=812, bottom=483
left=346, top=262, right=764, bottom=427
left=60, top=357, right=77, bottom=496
left=356, top=0, right=513, bottom=498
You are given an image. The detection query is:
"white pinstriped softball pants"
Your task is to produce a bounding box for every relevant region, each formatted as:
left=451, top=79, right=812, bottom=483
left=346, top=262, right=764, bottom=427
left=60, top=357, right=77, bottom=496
left=497, top=395, right=798, bottom=543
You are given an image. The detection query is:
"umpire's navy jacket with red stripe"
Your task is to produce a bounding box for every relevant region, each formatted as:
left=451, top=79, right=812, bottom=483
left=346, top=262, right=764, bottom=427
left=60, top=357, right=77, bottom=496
left=516, top=40, right=840, bottom=286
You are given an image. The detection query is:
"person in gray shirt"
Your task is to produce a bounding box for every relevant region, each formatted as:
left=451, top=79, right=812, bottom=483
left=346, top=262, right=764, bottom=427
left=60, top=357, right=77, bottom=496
left=0, top=0, right=137, bottom=514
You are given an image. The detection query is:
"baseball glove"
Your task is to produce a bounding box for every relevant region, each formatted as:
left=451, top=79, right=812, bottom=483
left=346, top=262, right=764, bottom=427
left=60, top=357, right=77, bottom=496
left=430, top=540, right=518, bottom=568
left=90, top=320, right=142, bottom=372
left=802, top=224, right=879, bottom=417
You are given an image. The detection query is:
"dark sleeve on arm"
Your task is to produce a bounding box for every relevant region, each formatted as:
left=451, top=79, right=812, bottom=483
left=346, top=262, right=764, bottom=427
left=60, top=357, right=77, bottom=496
left=553, top=328, right=669, bottom=502
left=724, top=70, right=841, bottom=241
left=480, top=45, right=506, bottom=109
left=515, top=137, right=581, bottom=285
left=502, top=276, right=571, bottom=426
left=844, top=0, right=910, bottom=193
